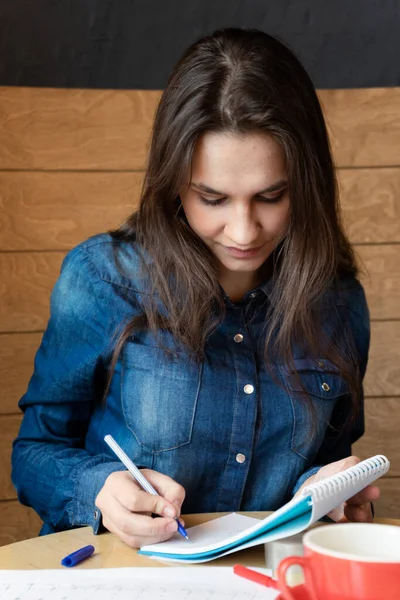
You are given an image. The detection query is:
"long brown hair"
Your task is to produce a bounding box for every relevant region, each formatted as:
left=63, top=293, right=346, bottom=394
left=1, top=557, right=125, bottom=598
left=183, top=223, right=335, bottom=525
left=110, top=28, right=361, bottom=421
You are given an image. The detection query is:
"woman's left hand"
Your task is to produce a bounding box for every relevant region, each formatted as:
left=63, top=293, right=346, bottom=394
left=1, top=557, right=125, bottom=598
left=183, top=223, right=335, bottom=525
left=298, top=456, right=380, bottom=522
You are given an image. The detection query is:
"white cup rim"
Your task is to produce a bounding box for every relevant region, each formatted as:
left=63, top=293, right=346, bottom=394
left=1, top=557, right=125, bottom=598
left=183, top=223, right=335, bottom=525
left=303, top=523, right=400, bottom=564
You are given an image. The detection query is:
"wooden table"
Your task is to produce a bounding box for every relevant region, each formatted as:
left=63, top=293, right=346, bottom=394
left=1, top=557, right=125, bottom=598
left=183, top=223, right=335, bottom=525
left=0, top=513, right=399, bottom=570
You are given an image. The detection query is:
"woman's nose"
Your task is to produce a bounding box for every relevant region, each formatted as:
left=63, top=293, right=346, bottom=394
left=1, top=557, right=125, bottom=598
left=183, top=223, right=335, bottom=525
left=224, top=208, right=260, bottom=247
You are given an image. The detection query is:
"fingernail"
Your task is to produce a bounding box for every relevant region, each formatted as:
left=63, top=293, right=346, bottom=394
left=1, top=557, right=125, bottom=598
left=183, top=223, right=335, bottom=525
left=166, top=520, right=178, bottom=533
left=163, top=506, right=176, bottom=518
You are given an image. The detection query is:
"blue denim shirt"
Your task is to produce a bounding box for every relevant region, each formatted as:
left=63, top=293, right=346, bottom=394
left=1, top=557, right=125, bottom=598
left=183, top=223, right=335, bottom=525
left=12, top=234, right=370, bottom=535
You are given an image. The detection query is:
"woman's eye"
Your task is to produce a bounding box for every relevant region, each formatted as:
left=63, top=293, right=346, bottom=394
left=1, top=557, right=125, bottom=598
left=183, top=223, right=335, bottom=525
left=198, top=190, right=286, bottom=206
left=199, top=195, right=225, bottom=206
left=258, top=190, right=286, bottom=203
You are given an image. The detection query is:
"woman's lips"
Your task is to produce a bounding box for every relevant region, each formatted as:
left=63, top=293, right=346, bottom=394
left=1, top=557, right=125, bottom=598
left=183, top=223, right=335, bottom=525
left=224, top=245, right=263, bottom=259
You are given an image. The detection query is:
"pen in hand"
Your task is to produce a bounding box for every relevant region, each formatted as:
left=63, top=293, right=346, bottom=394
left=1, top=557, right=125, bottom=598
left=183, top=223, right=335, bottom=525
left=104, top=434, right=189, bottom=540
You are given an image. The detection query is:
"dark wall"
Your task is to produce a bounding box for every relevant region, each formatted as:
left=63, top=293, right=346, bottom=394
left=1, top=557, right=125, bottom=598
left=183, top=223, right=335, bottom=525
left=0, top=0, right=399, bottom=89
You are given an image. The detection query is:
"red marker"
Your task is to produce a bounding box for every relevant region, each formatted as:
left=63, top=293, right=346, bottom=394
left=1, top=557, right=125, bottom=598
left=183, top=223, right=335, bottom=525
left=233, top=564, right=279, bottom=590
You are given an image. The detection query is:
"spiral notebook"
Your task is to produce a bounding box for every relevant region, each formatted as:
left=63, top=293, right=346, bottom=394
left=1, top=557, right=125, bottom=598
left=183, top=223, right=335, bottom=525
left=139, top=454, right=390, bottom=563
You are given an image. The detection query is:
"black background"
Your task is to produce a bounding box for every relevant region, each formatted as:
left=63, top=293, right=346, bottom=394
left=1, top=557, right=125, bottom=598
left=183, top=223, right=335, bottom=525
left=0, top=0, right=399, bottom=89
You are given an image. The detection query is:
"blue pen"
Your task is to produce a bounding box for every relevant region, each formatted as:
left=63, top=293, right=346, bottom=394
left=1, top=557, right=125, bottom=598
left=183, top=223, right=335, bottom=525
left=104, top=434, right=189, bottom=540
left=61, top=544, right=95, bottom=567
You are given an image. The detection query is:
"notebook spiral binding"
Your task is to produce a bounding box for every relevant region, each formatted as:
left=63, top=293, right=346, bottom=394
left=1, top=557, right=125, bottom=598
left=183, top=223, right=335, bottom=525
left=303, top=455, right=390, bottom=502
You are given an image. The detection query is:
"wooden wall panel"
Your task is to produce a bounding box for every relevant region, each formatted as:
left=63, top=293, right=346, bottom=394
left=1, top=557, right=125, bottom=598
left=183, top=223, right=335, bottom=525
left=339, top=168, right=400, bottom=244
left=1, top=87, right=400, bottom=171
left=1, top=168, right=400, bottom=251
left=0, top=501, right=42, bottom=546
left=357, top=245, right=400, bottom=320
left=373, top=479, right=400, bottom=519
left=0, top=253, right=63, bottom=332
left=318, top=88, right=400, bottom=167
left=364, top=321, right=400, bottom=397
left=0, top=88, right=160, bottom=171
left=1, top=245, right=398, bottom=333
left=0, top=172, right=142, bottom=251
left=0, top=333, right=42, bottom=414
left=353, top=398, right=400, bottom=476
left=0, top=416, right=21, bottom=500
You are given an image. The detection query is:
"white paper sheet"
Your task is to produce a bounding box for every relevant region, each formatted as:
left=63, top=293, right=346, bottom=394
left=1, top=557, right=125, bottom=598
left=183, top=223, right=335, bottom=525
left=142, top=513, right=261, bottom=555
left=0, top=567, right=280, bottom=600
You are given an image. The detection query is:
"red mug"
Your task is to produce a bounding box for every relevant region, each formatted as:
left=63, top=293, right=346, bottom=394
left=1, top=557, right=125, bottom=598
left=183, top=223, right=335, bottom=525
left=277, top=523, right=400, bottom=600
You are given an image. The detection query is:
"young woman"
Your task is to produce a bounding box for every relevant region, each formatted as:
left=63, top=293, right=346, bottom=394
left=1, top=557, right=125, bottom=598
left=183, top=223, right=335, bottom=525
left=12, top=28, right=378, bottom=549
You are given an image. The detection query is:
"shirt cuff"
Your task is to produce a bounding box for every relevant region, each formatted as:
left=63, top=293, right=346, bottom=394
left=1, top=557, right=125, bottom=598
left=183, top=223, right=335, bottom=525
left=292, top=465, right=322, bottom=496
left=73, top=460, right=127, bottom=534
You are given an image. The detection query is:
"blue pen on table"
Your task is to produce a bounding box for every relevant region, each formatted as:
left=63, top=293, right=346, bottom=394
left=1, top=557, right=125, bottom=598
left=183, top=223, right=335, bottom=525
left=104, top=434, right=189, bottom=540
left=61, top=544, right=95, bottom=567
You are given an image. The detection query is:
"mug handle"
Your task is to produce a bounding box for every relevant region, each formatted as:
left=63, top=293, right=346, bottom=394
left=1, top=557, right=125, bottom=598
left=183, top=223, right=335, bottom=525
left=277, top=556, right=318, bottom=600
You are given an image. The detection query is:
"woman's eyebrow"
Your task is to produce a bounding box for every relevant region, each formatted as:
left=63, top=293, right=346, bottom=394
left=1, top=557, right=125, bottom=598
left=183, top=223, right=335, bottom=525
left=190, top=179, right=288, bottom=195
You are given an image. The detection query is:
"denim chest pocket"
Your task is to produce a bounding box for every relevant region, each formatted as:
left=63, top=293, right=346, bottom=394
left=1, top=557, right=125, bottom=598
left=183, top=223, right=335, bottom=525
left=280, top=358, right=349, bottom=460
left=121, top=336, right=202, bottom=452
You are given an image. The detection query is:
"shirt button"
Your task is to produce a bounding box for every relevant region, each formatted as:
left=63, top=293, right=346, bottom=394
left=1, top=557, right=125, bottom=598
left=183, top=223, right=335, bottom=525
left=94, top=509, right=99, bottom=520
left=234, top=333, right=243, bottom=343
left=236, top=453, right=246, bottom=464
left=249, top=292, right=258, bottom=299
left=244, top=384, right=254, bottom=394
left=321, top=382, right=330, bottom=392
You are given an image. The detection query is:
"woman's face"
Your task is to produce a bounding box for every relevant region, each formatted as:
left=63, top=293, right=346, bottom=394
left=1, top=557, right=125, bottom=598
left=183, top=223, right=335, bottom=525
left=180, top=131, right=290, bottom=294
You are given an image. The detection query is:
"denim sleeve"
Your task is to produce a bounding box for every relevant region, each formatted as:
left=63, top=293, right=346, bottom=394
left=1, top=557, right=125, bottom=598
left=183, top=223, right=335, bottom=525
left=292, top=289, right=370, bottom=496
left=11, top=246, right=125, bottom=533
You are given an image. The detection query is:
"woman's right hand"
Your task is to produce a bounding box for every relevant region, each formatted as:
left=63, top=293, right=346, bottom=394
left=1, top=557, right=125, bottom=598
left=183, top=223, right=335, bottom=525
left=95, top=469, right=186, bottom=548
